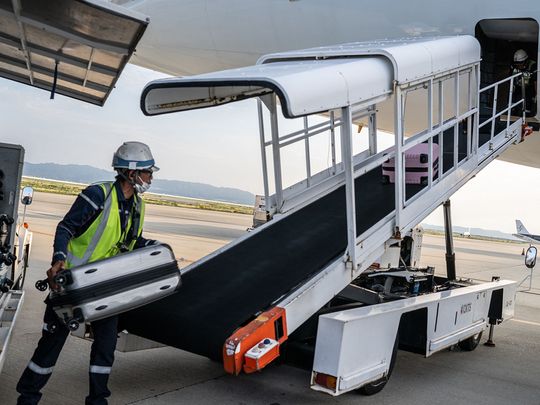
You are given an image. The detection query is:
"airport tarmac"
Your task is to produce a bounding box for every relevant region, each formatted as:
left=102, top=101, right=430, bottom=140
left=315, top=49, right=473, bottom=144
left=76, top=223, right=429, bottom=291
left=0, top=191, right=539, bottom=404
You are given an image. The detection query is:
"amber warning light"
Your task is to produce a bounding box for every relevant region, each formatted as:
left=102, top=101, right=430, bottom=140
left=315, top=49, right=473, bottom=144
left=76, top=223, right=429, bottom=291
left=313, top=372, right=338, bottom=391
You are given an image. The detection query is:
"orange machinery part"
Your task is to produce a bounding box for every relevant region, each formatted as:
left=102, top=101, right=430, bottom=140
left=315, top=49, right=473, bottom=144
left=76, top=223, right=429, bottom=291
left=522, top=124, right=534, bottom=140
left=223, top=306, right=287, bottom=375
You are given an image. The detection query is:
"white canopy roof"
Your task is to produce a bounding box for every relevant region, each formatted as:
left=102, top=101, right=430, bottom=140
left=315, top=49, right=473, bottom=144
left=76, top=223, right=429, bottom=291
left=259, top=36, right=481, bottom=84
left=141, top=36, right=480, bottom=117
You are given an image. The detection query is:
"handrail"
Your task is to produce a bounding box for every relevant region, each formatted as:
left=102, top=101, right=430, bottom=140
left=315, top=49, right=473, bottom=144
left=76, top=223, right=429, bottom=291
left=479, top=72, right=521, bottom=92
left=478, top=72, right=524, bottom=132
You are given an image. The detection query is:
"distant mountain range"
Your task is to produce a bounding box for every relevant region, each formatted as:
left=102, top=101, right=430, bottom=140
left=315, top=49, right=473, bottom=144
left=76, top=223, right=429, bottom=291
left=421, top=223, right=520, bottom=241
left=24, top=162, right=255, bottom=205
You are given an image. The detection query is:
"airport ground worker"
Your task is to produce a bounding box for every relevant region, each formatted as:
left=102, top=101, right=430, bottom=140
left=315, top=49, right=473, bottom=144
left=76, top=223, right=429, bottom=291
left=16, top=141, right=159, bottom=405
left=511, top=49, right=537, bottom=116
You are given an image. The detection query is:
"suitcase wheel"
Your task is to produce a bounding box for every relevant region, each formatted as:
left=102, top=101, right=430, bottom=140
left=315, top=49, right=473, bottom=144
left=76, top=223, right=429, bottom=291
left=382, top=175, right=390, bottom=185
left=35, top=279, right=48, bottom=291
left=67, top=319, right=80, bottom=331
left=55, top=274, right=68, bottom=286
left=420, top=153, right=429, bottom=164
left=54, top=270, right=73, bottom=287
left=421, top=177, right=428, bottom=186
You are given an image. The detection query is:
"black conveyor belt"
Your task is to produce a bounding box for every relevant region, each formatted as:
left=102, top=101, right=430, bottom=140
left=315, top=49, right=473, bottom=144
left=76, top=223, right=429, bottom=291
left=121, top=168, right=402, bottom=360
left=120, top=124, right=494, bottom=361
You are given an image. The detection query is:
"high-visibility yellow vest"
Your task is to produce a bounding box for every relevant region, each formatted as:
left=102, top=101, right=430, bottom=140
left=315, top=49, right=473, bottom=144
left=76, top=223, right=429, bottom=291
left=66, top=182, right=145, bottom=269
left=512, top=60, right=537, bottom=87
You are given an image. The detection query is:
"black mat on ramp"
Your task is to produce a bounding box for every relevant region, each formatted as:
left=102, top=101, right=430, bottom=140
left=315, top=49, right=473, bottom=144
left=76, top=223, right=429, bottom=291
left=121, top=121, right=495, bottom=360
left=120, top=168, right=411, bottom=360
left=121, top=119, right=496, bottom=360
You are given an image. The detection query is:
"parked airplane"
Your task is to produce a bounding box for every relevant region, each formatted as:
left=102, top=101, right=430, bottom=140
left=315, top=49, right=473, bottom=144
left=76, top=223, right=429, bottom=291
left=121, top=0, right=540, bottom=169
left=513, top=219, right=540, bottom=243
left=0, top=0, right=539, bottom=167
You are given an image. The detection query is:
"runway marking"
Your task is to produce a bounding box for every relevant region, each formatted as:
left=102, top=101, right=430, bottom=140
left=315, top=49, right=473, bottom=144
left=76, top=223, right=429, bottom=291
left=510, top=318, right=540, bottom=327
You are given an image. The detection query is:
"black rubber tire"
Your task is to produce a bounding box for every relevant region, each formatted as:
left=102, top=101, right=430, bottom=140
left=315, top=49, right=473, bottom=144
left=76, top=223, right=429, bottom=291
left=356, top=332, right=399, bottom=396
left=458, top=331, right=483, bottom=351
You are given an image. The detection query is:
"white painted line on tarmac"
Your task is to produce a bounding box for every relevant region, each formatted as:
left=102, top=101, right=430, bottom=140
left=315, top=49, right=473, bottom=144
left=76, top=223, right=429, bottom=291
left=510, top=318, right=540, bottom=327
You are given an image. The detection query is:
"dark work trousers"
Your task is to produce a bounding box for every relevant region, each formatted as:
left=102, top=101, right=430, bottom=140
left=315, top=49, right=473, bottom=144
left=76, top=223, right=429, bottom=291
left=16, top=304, right=119, bottom=405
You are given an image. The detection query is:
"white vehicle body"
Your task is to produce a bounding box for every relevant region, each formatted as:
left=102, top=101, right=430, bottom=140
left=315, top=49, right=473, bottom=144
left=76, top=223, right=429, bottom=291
left=312, top=280, right=515, bottom=395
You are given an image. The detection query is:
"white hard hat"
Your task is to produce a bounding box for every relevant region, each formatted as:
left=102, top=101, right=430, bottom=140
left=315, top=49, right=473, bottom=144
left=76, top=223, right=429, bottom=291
left=514, top=49, right=528, bottom=63
left=112, top=141, right=159, bottom=172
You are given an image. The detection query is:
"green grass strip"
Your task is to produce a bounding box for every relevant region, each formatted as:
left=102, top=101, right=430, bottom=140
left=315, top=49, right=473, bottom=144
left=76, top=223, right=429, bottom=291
left=22, top=177, right=253, bottom=215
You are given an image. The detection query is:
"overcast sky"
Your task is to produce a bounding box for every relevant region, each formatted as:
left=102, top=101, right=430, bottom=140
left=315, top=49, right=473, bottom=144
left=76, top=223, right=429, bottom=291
left=1, top=64, right=539, bottom=234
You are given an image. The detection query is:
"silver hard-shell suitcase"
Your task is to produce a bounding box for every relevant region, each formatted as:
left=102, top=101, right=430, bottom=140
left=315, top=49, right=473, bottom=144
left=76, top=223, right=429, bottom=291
left=48, top=244, right=181, bottom=330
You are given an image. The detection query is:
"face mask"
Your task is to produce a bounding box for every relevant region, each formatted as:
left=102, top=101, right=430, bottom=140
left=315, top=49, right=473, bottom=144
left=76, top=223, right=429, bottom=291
left=134, top=175, right=151, bottom=194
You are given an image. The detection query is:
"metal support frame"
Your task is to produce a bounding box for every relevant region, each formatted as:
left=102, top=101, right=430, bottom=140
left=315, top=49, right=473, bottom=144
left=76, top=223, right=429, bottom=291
left=443, top=199, right=456, bottom=281
left=257, top=98, right=270, bottom=205
left=517, top=267, right=534, bottom=292
left=269, top=95, right=284, bottom=210
left=478, top=72, right=524, bottom=138
left=368, top=107, right=377, bottom=156
left=329, top=111, right=337, bottom=174
left=235, top=58, right=523, bottom=356
left=394, top=86, right=404, bottom=229
left=10, top=0, right=33, bottom=84
left=453, top=71, right=460, bottom=169
left=340, top=107, right=357, bottom=270
left=473, top=65, right=480, bottom=155
left=254, top=57, right=519, bottom=287
left=0, top=53, right=108, bottom=92
left=0, top=32, right=118, bottom=77
left=428, top=79, right=434, bottom=187
left=467, top=69, right=473, bottom=155
left=0, top=4, right=130, bottom=55
left=438, top=80, right=444, bottom=180
left=303, top=117, right=312, bottom=186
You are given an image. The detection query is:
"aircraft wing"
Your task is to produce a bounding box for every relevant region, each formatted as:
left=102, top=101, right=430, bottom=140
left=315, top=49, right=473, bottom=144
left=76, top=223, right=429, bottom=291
left=0, top=0, right=148, bottom=106
left=513, top=233, right=540, bottom=243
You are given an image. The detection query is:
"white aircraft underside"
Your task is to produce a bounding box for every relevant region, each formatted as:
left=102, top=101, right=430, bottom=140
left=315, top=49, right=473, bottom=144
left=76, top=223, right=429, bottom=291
left=117, top=0, right=540, bottom=168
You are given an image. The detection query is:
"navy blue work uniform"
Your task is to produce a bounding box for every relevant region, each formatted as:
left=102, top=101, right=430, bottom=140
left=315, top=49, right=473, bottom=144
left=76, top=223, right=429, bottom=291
left=16, top=181, right=154, bottom=405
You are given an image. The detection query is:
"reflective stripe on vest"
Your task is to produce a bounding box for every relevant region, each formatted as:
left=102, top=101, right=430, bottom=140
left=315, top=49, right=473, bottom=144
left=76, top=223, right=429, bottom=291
left=66, top=182, right=144, bottom=268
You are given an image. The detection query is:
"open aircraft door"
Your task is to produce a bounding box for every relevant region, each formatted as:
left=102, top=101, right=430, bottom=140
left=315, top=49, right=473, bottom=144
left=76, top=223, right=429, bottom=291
left=0, top=0, right=148, bottom=105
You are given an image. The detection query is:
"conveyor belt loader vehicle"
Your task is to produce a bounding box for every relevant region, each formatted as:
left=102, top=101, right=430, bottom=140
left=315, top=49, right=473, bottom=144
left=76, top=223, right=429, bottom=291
left=0, top=143, right=33, bottom=373
left=119, top=36, right=524, bottom=395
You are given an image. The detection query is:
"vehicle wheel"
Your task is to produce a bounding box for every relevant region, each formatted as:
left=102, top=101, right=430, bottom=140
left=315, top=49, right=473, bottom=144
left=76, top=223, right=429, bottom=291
left=458, top=331, right=483, bottom=351
left=356, top=332, right=399, bottom=396
left=13, top=245, right=29, bottom=290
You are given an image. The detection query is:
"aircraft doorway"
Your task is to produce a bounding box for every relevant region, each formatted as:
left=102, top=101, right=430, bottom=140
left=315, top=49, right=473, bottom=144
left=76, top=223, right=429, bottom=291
left=475, top=18, right=539, bottom=119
